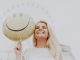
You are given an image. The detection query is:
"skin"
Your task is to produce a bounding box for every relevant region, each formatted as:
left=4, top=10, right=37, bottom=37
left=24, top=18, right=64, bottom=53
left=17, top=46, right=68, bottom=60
left=34, top=22, right=49, bottom=48
left=15, top=41, right=22, bottom=55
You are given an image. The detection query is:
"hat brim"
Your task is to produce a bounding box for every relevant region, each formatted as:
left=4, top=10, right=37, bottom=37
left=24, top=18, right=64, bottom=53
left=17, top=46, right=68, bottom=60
left=3, top=14, right=35, bottom=41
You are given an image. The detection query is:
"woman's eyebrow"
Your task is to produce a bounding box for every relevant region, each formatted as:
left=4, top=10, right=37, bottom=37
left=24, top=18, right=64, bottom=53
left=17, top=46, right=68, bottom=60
left=35, top=26, right=39, bottom=28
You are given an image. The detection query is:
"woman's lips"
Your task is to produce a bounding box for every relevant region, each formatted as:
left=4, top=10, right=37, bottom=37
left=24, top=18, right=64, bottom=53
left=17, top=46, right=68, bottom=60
left=36, top=31, right=45, bottom=37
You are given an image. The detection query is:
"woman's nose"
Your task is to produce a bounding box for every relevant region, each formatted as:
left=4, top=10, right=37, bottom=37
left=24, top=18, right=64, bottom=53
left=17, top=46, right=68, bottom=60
left=39, top=27, right=42, bottom=30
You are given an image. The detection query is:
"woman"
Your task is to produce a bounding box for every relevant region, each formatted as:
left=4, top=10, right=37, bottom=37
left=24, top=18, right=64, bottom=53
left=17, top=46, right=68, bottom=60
left=33, top=21, right=62, bottom=60
left=15, top=20, right=62, bottom=60
left=32, top=20, right=75, bottom=60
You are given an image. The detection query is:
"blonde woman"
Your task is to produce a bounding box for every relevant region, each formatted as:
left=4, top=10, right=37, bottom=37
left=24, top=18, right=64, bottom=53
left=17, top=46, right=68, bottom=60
left=32, top=20, right=75, bottom=60
left=32, top=20, right=62, bottom=60
left=15, top=20, right=62, bottom=60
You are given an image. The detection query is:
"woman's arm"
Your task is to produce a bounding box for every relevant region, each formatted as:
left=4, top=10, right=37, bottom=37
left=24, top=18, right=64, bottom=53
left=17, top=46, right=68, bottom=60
left=15, top=41, right=25, bottom=60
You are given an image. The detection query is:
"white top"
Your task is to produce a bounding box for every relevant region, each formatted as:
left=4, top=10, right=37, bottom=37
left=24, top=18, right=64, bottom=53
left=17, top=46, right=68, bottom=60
left=24, top=48, right=55, bottom=60
left=0, top=45, right=75, bottom=60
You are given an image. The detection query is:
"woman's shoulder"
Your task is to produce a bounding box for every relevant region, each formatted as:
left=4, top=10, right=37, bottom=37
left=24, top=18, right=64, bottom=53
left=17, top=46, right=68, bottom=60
left=60, top=44, right=75, bottom=60
left=60, top=44, right=71, bottom=53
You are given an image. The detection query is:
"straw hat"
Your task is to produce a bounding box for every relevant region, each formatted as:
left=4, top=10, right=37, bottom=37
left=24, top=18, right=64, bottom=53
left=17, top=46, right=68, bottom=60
left=3, top=14, right=35, bottom=41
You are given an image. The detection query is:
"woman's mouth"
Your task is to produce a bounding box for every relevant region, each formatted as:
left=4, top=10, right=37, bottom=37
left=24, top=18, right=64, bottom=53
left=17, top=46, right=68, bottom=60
left=37, top=31, right=45, bottom=37
left=37, top=31, right=45, bottom=34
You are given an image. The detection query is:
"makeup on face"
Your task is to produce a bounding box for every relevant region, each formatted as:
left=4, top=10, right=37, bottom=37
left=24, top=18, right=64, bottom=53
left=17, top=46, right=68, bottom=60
left=35, top=22, right=48, bottom=39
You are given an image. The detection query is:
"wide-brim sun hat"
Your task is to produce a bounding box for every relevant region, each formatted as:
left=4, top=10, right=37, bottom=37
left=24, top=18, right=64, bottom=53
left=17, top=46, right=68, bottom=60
left=3, top=13, right=35, bottom=41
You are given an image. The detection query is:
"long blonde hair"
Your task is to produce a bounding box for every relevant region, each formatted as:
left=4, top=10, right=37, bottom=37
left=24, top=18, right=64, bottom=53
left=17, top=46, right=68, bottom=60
left=33, top=20, right=62, bottom=60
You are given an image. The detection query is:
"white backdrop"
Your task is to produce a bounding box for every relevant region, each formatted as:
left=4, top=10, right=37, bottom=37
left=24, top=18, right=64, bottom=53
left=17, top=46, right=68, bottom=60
left=0, top=0, right=79, bottom=60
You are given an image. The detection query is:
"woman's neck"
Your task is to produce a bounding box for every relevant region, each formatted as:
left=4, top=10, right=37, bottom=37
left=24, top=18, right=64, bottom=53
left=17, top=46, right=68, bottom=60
left=36, top=39, right=47, bottom=48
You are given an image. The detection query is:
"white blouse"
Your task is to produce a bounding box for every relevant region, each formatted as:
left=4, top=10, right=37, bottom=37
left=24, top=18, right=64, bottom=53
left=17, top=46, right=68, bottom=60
left=24, top=48, right=55, bottom=60
left=0, top=45, right=75, bottom=60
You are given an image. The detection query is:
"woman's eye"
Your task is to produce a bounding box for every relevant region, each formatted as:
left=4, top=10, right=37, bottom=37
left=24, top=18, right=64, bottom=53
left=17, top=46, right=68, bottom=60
left=42, top=26, right=46, bottom=29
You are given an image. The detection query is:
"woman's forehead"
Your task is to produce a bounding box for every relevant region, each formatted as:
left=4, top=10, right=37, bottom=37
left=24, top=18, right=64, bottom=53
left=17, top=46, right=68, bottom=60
left=36, top=22, right=47, bottom=26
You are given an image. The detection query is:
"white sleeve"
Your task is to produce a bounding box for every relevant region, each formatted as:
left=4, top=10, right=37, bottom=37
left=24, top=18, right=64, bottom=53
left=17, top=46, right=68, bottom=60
left=23, top=50, right=29, bottom=60
left=8, top=52, right=16, bottom=60
left=61, top=44, right=75, bottom=60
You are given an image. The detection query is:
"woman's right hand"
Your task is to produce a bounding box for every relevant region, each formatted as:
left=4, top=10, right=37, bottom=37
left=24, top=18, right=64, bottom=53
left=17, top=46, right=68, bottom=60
left=15, top=41, right=22, bottom=55
left=15, top=41, right=25, bottom=60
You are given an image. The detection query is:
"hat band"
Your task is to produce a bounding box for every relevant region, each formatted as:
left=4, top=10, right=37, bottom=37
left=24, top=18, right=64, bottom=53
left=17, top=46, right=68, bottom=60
left=6, top=20, right=30, bottom=32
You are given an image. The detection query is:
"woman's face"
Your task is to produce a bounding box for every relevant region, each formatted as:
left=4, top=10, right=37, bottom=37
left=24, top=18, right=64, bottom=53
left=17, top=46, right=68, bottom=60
left=35, top=22, right=49, bottom=40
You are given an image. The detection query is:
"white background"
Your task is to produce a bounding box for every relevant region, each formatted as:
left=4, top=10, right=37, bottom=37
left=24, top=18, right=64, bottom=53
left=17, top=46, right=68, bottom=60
left=0, top=0, right=79, bottom=60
